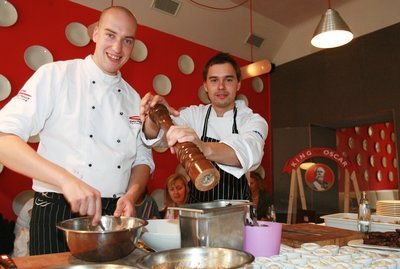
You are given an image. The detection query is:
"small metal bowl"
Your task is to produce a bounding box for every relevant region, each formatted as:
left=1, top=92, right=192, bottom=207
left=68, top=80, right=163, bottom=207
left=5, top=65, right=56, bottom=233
left=136, top=247, right=254, bottom=269
left=57, top=216, right=147, bottom=262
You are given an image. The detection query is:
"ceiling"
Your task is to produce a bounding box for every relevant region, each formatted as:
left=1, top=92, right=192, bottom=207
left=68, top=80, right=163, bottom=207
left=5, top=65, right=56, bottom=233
left=71, top=0, right=400, bottom=65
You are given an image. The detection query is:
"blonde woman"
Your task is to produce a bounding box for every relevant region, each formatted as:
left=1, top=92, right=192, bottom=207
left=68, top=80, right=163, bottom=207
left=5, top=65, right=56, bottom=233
left=163, top=173, right=189, bottom=219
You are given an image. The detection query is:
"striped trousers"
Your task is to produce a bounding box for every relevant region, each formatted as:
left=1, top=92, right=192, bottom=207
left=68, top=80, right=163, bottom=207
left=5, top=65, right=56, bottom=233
left=29, top=192, right=119, bottom=255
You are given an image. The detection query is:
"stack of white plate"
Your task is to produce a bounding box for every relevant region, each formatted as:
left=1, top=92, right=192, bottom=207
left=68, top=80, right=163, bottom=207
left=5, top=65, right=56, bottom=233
left=376, top=200, right=400, bottom=217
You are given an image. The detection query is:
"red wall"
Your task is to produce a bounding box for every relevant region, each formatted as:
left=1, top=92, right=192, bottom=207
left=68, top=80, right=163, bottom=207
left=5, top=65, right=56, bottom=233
left=0, top=0, right=271, bottom=221
left=337, top=123, right=398, bottom=191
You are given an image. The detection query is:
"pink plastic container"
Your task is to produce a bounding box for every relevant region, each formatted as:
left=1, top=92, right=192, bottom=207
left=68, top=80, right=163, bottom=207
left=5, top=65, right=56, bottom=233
left=243, top=221, right=282, bottom=257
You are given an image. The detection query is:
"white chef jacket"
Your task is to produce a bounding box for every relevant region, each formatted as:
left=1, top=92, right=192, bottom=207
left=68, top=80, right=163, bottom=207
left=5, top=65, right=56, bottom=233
left=145, top=100, right=268, bottom=179
left=0, top=55, right=154, bottom=197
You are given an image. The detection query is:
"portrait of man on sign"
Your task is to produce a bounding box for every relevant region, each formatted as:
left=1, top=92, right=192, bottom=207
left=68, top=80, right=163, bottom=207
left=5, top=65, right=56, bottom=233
left=305, top=164, right=334, bottom=192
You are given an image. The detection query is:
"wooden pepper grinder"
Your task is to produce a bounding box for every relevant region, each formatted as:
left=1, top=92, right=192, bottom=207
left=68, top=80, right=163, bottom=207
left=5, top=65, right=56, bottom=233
left=149, top=104, right=220, bottom=191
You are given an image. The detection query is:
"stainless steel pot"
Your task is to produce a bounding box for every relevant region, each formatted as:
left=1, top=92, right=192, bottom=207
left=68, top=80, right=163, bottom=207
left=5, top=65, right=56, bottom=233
left=136, top=247, right=254, bottom=269
left=169, top=200, right=251, bottom=249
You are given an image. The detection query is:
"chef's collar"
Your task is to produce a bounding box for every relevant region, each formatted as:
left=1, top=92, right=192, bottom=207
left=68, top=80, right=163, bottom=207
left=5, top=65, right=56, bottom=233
left=85, top=55, right=122, bottom=84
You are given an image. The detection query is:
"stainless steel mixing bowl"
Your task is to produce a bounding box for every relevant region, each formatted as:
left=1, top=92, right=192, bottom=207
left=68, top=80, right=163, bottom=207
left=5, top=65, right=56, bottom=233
left=136, top=247, right=255, bottom=269
left=57, top=216, right=148, bottom=262
left=47, top=265, right=140, bottom=269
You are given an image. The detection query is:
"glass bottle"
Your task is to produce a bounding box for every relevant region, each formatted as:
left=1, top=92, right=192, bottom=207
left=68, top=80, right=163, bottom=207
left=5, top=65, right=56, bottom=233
left=268, top=204, right=276, bottom=222
left=358, top=191, right=371, bottom=233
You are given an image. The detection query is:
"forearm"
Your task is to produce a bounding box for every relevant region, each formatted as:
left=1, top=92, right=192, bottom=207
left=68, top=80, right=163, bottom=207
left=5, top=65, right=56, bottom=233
left=142, top=116, right=160, bottom=139
left=125, top=164, right=151, bottom=204
left=201, top=141, right=241, bottom=167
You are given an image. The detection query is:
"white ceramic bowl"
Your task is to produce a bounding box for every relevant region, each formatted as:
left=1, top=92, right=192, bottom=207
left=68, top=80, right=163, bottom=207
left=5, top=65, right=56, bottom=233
left=140, top=219, right=180, bottom=251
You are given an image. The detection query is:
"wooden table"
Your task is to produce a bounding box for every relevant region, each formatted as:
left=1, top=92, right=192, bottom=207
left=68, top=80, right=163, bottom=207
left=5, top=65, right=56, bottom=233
left=13, top=249, right=147, bottom=269
left=281, top=223, right=364, bottom=248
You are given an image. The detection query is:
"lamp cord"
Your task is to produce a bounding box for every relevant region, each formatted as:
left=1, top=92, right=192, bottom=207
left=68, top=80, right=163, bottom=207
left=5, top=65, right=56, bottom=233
left=250, top=0, right=253, bottom=62
left=189, top=0, right=249, bottom=10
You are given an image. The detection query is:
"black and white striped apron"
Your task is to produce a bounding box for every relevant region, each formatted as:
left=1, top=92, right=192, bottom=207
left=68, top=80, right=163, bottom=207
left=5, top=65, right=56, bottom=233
left=187, top=106, right=250, bottom=203
left=29, top=192, right=119, bottom=255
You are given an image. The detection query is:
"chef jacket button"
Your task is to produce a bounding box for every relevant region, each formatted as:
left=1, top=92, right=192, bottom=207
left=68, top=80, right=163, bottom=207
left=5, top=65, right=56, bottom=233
left=92, top=106, right=95, bottom=109
left=88, top=163, right=92, bottom=167
left=117, top=165, right=121, bottom=169
left=120, top=112, right=123, bottom=115
left=117, top=139, right=121, bottom=143
left=92, top=81, right=96, bottom=84
left=89, top=134, right=93, bottom=138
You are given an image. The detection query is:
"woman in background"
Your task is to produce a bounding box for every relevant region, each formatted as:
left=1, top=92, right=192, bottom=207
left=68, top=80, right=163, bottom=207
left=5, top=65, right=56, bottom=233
left=135, top=188, right=160, bottom=220
left=163, top=173, right=189, bottom=219
left=249, top=171, right=273, bottom=220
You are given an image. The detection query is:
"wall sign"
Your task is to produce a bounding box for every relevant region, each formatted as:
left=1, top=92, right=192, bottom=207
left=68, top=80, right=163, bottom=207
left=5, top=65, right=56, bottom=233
left=282, top=147, right=356, bottom=174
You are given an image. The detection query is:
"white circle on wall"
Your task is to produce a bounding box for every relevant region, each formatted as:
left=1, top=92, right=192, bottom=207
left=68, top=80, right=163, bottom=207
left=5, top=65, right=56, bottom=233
left=364, top=170, right=370, bottom=181
left=198, top=85, right=210, bottom=104
left=387, top=144, right=392, bottom=154
left=28, top=134, right=40, bottom=143
left=178, top=54, right=195, bottom=75
left=65, top=22, right=90, bottom=47
left=153, top=74, right=171, bottom=96
left=389, top=171, right=394, bottom=182
left=382, top=156, right=387, bottom=168
left=356, top=154, right=362, bottom=166
left=380, top=129, right=386, bottom=140
left=370, top=155, right=375, bottom=167
left=368, top=126, right=374, bottom=137
left=0, top=74, right=11, bottom=101
left=236, top=94, right=249, bottom=106
left=375, top=142, right=380, bottom=153
left=131, top=39, right=148, bottom=62
left=12, top=190, right=35, bottom=216
left=252, top=77, right=264, bottom=93
left=377, top=170, right=382, bottom=182
left=24, top=45, right=54, bottom=71
left=153, top=146, right=168, bottom=153
left=348, top=137, right=354, bottom=149
left=0, top=0, right=18, bottom=27
left=87, top=21, right=97, bottom=41
left=362, top=139, right=368, bottom=151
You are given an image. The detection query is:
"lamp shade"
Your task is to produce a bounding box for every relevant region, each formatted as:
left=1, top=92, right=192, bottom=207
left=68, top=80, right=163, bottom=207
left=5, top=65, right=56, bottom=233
left=311, top=8, right=353, bottom=49
left=240, top=59, right=271, bottom=80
